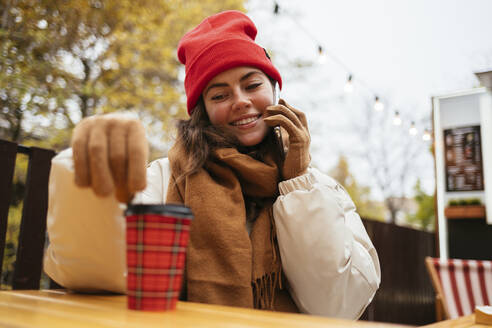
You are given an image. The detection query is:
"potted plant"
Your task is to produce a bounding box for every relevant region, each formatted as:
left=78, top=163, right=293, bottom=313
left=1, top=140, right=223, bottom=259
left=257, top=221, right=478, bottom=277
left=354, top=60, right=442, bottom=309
left=444, top=198, right=486, bottom=219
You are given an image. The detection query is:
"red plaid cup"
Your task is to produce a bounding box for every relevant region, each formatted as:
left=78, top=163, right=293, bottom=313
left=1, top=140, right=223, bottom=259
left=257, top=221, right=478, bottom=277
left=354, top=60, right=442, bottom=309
left=125, top=204, right=193, bottom=311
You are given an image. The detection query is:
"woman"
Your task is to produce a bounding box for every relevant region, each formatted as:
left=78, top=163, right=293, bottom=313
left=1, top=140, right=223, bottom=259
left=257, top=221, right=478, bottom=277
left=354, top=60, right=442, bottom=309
left=44, top=10, right=380, bottom=318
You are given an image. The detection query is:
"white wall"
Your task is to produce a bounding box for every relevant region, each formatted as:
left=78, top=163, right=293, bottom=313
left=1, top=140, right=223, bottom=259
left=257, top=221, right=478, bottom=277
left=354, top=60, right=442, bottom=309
left=433, top=88, right=489, bottom=259
left=439, top=92, right=485, bottom=206
left=480, top=92, right=492, bottom=224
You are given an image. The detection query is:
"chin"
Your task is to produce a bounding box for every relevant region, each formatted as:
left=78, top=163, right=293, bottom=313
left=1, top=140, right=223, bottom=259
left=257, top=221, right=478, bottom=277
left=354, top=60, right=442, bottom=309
left=238, top=133, right=267, bottom=147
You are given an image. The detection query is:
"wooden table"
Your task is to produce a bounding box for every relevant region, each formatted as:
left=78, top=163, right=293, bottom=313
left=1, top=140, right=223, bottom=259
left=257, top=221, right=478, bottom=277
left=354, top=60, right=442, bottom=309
left=422, top=314, right=491, bottom=328
left=0, top=290, right=407, bottom=327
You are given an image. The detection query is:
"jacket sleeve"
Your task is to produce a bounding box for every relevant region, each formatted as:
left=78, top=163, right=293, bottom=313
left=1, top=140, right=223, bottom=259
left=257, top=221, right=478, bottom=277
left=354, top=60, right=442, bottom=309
left=273, top=167, right=381, bottom=319
left=43, top=149, right=169, bottom=292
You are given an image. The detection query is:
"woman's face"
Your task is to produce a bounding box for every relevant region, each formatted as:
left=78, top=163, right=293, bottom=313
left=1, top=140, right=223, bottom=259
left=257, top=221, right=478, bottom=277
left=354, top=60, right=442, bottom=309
left=202, top=66, right=274, bottom=147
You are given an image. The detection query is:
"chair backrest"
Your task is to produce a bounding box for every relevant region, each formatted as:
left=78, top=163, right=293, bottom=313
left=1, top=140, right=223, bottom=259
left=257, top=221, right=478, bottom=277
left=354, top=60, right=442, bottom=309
left=425, top=256, right=492, bottom=319
left=0, top=139, right=56, bottom=289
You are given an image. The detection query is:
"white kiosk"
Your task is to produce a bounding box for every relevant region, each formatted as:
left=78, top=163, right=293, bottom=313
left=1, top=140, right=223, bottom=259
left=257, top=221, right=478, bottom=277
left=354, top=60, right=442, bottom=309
left=432, top=70, right=492, bottom=260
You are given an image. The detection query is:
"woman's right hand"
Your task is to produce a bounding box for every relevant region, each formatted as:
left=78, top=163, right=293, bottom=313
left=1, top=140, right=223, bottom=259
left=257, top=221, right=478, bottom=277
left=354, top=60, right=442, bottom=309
left=71, top=114, right=149, bottom=203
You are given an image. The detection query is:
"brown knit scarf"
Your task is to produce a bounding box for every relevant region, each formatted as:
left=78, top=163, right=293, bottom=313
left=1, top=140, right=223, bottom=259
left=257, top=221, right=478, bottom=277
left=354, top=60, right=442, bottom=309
left=166, top=141, right=298, bottom=312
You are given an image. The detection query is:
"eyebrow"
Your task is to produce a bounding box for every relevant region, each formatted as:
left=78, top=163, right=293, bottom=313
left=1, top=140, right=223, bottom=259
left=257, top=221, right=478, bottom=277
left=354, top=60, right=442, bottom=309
left=204, top=71, right=261, bottom=96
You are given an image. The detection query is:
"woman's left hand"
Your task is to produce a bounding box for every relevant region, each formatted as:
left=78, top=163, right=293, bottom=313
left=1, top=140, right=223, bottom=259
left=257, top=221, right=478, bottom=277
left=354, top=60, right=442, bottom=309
left=264, top=99, right=310, bottom=180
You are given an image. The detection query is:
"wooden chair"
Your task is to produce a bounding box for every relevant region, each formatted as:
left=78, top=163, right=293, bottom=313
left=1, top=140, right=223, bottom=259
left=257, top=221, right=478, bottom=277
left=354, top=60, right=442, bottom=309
left=0, top=139, right=56, bottom=289
left=425, top=256, right=492, bottom=320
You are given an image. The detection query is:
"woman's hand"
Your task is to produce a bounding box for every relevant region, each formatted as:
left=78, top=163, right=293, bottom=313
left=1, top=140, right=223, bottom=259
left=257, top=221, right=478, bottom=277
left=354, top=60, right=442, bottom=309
left=71, top=114, right=149, bottom=203
left=264, top=99, right=310, bottom=180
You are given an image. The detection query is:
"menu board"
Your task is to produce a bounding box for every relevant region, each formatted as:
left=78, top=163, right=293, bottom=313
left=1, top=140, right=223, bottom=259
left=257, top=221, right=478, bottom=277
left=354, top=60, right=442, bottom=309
left=444, top=126, right=484, bottom=191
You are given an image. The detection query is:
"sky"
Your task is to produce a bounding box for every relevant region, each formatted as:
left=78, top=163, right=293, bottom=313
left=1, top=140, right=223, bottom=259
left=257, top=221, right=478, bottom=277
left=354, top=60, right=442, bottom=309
left=246, top=0, right=492, bottom=198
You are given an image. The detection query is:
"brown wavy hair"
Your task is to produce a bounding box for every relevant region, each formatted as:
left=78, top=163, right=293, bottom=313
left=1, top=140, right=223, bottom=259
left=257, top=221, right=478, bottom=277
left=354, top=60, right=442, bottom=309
left=174, top=97, right=236, bottom=180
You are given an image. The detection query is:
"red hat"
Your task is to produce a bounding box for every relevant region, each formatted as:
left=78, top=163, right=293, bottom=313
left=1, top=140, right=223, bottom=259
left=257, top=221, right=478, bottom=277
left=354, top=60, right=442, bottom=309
left=177, top=10, right=282, bottom=115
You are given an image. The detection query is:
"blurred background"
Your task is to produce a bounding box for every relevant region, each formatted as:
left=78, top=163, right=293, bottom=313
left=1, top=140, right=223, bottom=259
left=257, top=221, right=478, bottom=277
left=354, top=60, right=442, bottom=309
left=1, top=0, right=492, bottom=325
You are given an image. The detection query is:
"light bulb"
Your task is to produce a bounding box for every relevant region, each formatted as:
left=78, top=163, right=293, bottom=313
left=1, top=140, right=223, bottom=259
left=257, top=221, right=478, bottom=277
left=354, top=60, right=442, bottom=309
left=344, top=75, right=353, bottom=93
left=374, top=96, right=384, bottom=111
left=318, top=45, right=326, bottom=64
left=422, top=129, right=431, bottom=141
left=393, top=111, right=402, bottom=126
left=409, top=121, right=417, bottom=136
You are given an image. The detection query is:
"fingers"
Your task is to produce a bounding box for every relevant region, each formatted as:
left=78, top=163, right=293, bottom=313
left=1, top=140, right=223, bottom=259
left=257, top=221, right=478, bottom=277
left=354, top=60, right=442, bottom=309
left=88, top=119, right=114, bottom=196
left=72, top=118, right=92, bottom=187
left=263, top=114, right=300, bottom=142
left=108, top=119, right=134, bottom=202
left=127, top=120, right=148, bottom=193
left=264, top=111, right=309, bottom=145
left=115, top=186, right=133, bottom=204
left=265, top=100, right=310, bottom=139
left=71, top=114, right=148, bottom=202
left=279, top=99, right=309, bottom=131
left=108, top=119, right=128, bottom=193
left=265, top=104, right=303, bottom=130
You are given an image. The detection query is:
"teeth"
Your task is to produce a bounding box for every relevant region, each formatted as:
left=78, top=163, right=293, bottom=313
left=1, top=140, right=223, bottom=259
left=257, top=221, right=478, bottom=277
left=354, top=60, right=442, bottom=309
left=231, top=116, right=259, bottom=126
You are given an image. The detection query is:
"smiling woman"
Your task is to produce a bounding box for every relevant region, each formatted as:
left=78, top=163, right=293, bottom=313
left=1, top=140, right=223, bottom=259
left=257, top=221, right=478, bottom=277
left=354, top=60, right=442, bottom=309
left=43, top=10, right=380, bottom=319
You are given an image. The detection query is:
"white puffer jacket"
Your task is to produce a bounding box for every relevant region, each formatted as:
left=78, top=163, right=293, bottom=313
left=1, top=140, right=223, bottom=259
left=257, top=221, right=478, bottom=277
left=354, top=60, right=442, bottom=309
left=44, top=149, right=380, bottom=319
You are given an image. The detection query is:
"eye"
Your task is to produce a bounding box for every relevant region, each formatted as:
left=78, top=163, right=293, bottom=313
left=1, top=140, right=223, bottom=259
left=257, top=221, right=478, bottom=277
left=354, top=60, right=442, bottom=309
left=246, top=82, right=262, bottom=90
left=211, top=93, right=226, bottom=101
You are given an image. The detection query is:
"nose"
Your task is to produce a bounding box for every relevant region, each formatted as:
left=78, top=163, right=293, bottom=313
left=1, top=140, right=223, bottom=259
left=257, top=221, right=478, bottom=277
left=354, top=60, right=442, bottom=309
left=231, top=89, right=251, bottom=111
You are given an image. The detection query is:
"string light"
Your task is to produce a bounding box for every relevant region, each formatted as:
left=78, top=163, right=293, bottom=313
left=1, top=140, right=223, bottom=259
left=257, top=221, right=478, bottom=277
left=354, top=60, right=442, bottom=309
left=344, top=75, right=354, bottom=93
left=271, top=2, right=428, bottom=143
left=273, top=2, right=279, bottom=15
left=409, top=121, right=417, bottom=136
left=374, top=96, right=384, bottom=112
left=318, top=45, right=326, bottom=64
left=393, top=111, right=402, bottom=126
left=422, top=129, right=431, bottom=141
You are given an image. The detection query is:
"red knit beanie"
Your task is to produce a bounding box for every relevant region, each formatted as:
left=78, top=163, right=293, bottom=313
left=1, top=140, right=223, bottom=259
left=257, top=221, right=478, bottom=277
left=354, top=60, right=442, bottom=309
left=177, top=10, right=282, bottom=115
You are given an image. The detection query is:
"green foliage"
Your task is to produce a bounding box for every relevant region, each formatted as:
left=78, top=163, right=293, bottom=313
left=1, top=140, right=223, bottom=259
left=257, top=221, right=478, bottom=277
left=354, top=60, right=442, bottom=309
left=1, top=153, right=28, bottom=289
left=448, top=198, right=482, bottom=206
left=0, top=0, right=245, bottom=288
left=406, top=179, right=435, bottom=231
left=329, top=155, right=386, bottom=221
left=1, top=203, right=22, bottom=289
left=448, top=199, right=459, bottom=206
left=1, top=0, right=245, bottom=150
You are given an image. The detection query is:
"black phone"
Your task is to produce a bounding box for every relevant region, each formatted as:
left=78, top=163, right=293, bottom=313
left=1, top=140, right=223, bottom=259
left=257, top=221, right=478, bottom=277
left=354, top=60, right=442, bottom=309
left=273, top=83, right=285, bottom=161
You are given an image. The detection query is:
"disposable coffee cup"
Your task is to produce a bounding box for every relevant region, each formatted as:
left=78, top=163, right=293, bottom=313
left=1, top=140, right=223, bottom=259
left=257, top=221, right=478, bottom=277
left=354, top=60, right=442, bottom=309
left=125, top=204, right=193, bottom=311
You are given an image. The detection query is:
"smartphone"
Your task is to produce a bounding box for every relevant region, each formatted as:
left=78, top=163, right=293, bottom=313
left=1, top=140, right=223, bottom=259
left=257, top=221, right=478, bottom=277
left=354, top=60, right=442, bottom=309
left=274, top=82, right=280, bottom=105
left=273, top=83, right=285, bottom=161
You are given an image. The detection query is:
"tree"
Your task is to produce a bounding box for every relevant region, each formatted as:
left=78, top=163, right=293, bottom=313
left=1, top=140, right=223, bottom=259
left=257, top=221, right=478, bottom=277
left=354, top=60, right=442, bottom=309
left=0, top=0, right=245, bottom=288
left=406, top=179, right=435, bottom=231
left=329, top=155, right=386, bottom=221
left=348, top=98, right=432, bottom=223
left=1, top=0, right=245, bottom=151
left=0, top=0, right=76, bottom=143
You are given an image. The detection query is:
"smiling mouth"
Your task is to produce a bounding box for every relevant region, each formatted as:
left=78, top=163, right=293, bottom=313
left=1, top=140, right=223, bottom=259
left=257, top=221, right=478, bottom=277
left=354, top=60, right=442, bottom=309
left=230, top=115, right=262, bottom=126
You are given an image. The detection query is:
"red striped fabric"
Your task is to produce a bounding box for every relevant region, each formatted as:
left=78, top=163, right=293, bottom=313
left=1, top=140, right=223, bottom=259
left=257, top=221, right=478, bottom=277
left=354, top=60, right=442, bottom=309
left=478, top=261, right=490, bottom=305
left=431, top=257, right=492, bottom=319
left=463, top=260, right=475, bottom=310
left=447, top=260, right=464, bottom=316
